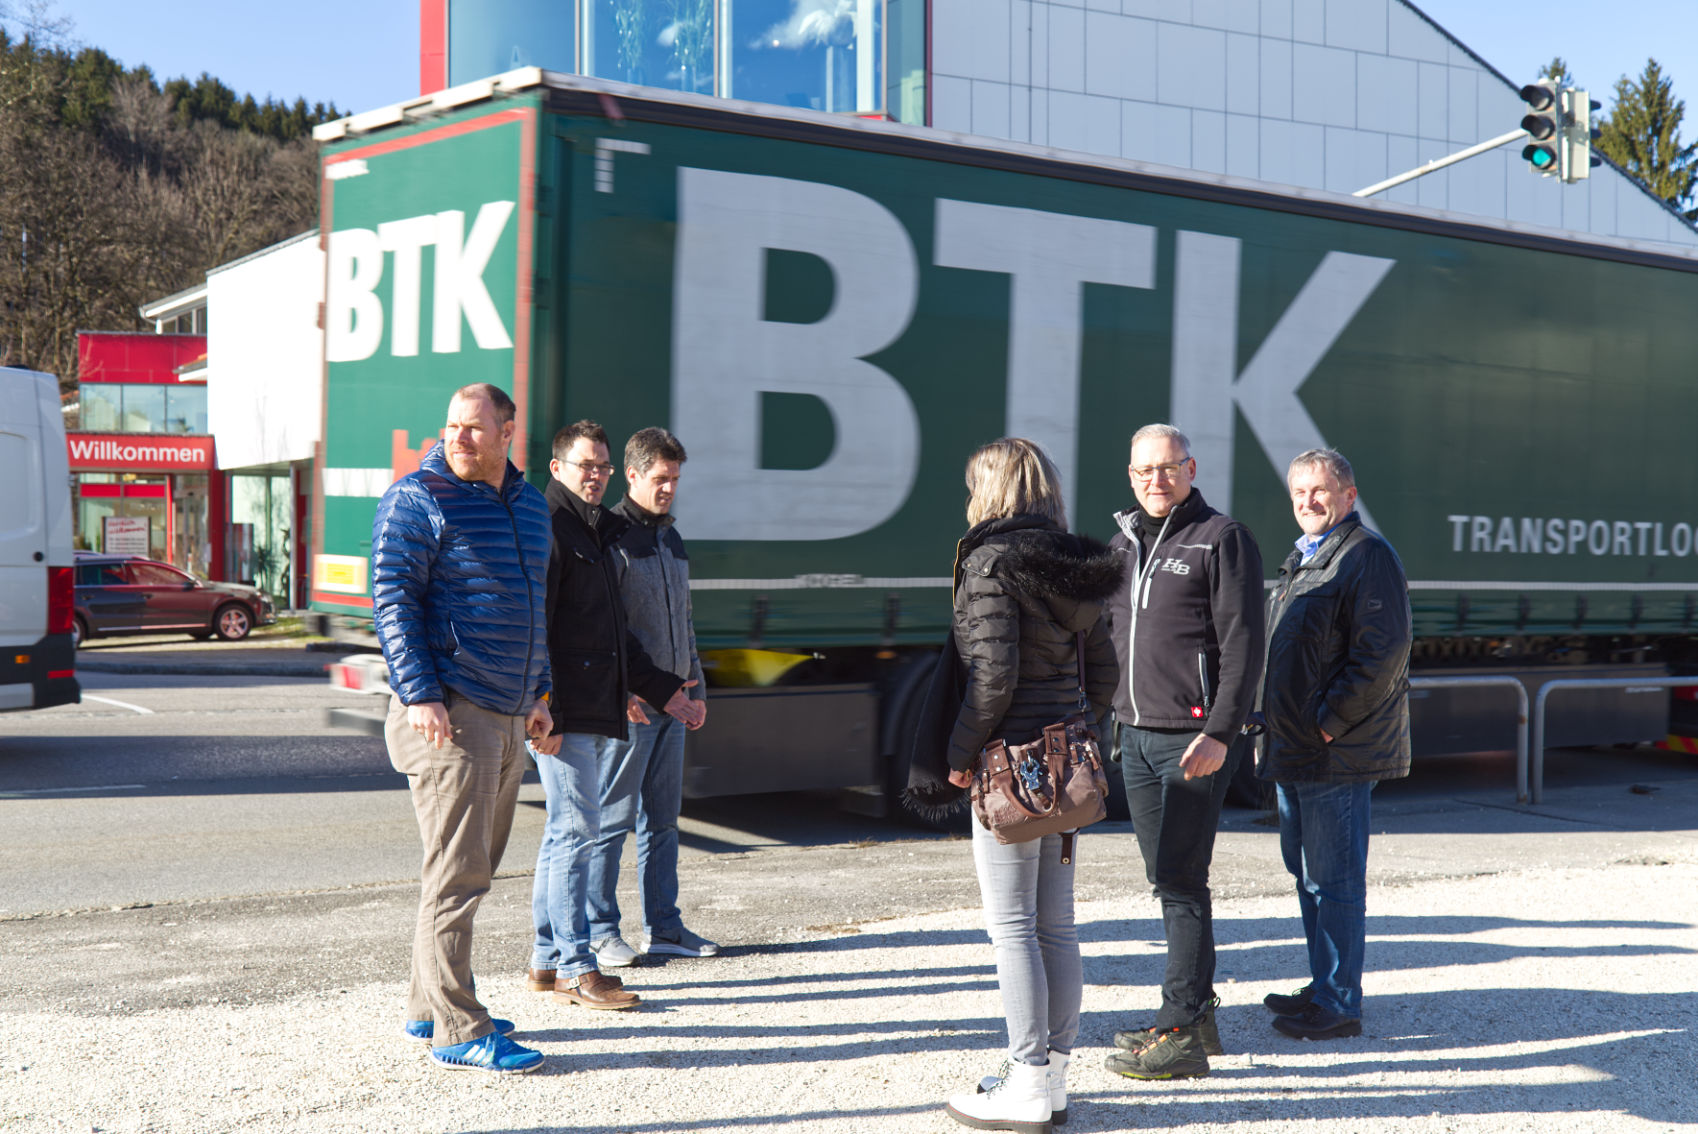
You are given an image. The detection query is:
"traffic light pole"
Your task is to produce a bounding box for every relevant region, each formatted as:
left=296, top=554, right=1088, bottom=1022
left=1352, top=128, right=1529, bottom=198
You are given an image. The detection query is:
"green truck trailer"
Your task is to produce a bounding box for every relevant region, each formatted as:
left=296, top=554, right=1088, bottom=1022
left=310, top=70, right=1698, bottom=804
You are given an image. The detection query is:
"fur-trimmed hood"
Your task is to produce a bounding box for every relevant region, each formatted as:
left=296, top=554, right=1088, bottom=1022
left=956, top=514, right=1126, bottom=613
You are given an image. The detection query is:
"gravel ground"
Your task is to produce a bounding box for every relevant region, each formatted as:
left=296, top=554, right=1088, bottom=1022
left=5, top=853, right=1694, bottom=1134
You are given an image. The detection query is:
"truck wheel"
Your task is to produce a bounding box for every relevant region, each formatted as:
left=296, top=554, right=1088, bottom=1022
left=213, top=603, right=252, bottom=641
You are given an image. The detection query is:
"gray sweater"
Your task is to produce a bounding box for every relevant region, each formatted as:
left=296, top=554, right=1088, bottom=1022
left=610, top=496, right=705, bottom=702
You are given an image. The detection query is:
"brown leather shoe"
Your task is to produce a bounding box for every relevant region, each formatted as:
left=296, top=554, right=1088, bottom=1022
left=552, top=969, right=641, bottom=1010
left=528, top=968, right=623, bottom=992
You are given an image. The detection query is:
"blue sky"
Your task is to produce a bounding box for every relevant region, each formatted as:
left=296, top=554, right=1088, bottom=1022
left=25, top=1, right=1698, bottom=120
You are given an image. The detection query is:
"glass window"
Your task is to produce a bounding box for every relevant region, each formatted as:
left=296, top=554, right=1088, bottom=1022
left=76, top=563, right=127, bottom=586
left=81, top=385, right=120, bottom=432
left=586, top=0, right=716, bottom=95
left=885, top=0, right=922, bottom=124
left=447, top=0, right=576, bottom=86
left=725, top=0, right=880, bottom=113
left=129, top=561, right=191, bottom=586
left=165, top=386, right=208, bottom=434
left=120, top=385, right=165, bottom=433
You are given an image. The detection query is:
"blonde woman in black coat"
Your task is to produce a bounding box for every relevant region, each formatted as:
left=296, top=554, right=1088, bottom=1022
left=943, top=438, right=1123, bottom=1134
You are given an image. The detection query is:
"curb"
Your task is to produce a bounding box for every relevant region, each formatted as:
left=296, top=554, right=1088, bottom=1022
left=75, top=657, right=331, bottom=678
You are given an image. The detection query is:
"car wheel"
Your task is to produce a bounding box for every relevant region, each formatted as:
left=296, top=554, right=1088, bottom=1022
left=73, top=615, right=88, bottom=648
left=213, top=603, right=252, bottom=641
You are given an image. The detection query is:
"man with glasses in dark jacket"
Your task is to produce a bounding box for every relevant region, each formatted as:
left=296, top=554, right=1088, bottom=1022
left=1257, top=448, right=1411, bottom=1041
left=1104, top=423, right=1265, bottom=1082
left=372, top=383, right=552, bottom=1075
left=527, top=420, right=704, bottom=1013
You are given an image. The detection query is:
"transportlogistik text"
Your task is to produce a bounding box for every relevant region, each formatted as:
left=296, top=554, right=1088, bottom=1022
left=1448, top=515, right=1698, bottom=558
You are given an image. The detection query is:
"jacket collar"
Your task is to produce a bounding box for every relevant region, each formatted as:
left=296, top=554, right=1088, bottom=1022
left=953, top=513, right=1058, bottom=587
left=1113, top=487, right=1211, bottom=541
left=545, top=477, right=628, bottom=545
left=1284, top=511, right=1363, bottom=574
left=613, top=495, right=676, bottom=529
left=420, top=440, right=522, bottom=499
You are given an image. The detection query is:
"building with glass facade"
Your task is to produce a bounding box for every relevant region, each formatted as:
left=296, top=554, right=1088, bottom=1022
left=423, top=0, right=928, bottom=124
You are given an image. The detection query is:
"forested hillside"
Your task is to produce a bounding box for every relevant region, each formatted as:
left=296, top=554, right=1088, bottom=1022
left=0, top=31, right=339, bottom=391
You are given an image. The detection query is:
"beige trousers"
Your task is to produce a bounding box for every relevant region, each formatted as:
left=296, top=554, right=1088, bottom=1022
left=386, top=692, right=528, bottom=1046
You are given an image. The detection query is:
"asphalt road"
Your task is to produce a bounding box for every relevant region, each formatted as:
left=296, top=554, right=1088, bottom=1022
left=5, top=668, right=1697, bottom=1018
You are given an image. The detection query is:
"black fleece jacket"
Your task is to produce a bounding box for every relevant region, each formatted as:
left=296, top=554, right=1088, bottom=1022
left=542, top=478, right=684, bottom=739
left=946, top=515, right=1125, bottom=772
left=1105, top=489, right=1266, bottom=744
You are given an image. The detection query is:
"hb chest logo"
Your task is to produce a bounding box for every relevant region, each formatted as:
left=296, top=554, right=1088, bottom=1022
left=1159, top=558, right=1191, bottom=575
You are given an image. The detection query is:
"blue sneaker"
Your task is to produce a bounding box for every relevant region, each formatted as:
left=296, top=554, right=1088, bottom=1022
left=428, top=1031, right=544, bottom=1074
left=405, top=1017, right=515, bottom=1043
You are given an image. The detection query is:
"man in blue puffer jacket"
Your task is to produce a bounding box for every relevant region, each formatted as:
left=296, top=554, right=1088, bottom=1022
left=371, top=383, right=553, bottom=1076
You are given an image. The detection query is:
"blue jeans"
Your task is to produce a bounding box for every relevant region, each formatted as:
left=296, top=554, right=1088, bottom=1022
left=530, top=733, right=610, bottom=980
left=971, top=816, right=1081, bottom=1066
left=1276, top=781, right=1375, bottom=1018
left=1119, top=726, right=1232, bottom=1028
left=588, top=715, right=686, bottom=942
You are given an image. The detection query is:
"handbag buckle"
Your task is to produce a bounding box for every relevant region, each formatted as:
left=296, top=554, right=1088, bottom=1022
left=1017, top=755, right=1047, bottom=794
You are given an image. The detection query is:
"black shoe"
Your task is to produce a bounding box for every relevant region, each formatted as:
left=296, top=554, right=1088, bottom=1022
left=1272, top=1002, right=1361, bottom=1041
left=1262, top=983, right=1315, bottom=1015
left=1112, top=997, right=1223, bottom=1057
left=1105, top=1025, right=1210, bottom=1079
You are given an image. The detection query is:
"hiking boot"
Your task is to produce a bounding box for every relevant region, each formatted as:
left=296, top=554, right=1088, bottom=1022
left=1262, top=983, right=1315, bottom=1015
left=1104, top=1025, right=1210, bottom=1080
left=1112, top=997, right=1222, bottom=1057
left=644, top=925, right=720, bottom=957
left=428, top=1031, right=544, bottom=1074
left=1272, top=1002, right=1362, bottom=1041
left=552, top=969, right=641, bottom=1010
left=591, top=935, right=641, bottom=968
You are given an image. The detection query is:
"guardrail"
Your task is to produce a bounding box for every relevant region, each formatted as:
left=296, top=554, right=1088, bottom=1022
left=1409, top=676, right=1530, bottom=803
left=1530, top=677, right=1694, bottom=806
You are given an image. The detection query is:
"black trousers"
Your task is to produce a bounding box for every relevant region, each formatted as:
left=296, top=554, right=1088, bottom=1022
left=1119, top=725, right=1235, bottom=1029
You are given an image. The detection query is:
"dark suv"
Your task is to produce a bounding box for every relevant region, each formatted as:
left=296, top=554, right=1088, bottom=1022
left=73, top=553, right=277, bottom=645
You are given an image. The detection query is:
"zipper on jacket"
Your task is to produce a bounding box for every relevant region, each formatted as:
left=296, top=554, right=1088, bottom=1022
left=1125, top=510, right=1173, bottom=727
left=501, top=488, right=537, bottom=717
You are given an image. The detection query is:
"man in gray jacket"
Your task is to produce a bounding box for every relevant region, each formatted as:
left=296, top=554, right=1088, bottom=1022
left=586, top=427, right=717, bottom=966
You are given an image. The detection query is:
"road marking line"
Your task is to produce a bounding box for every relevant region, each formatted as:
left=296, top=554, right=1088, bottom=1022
left=0, top=783, right=147, bottom=797
left=83, top=695, right=154, bottom=715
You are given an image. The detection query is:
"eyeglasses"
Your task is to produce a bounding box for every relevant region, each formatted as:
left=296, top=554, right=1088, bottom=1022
left=1130, top=458, right=1191, bottom=482
left=568, top=461, right=614, bottom=476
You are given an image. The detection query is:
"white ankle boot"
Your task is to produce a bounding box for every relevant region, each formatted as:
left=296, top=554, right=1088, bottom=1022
left=948, top=1058, right=1051, bottom=1134
left=977, top=1051, right=1069, bottom=1126
left=1048, top=1051, right=1070, bottom=1124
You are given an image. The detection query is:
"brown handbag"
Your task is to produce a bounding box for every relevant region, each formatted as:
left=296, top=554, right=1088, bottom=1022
left=970, top=631, right=1110, bottom=850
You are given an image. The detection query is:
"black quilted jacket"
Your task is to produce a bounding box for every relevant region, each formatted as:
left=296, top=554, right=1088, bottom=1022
left=945, top=514, right=1125, bottom=772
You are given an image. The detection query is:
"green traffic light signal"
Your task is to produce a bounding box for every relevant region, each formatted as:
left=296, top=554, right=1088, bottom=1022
left=1523, top=143, right=1558, bottom=170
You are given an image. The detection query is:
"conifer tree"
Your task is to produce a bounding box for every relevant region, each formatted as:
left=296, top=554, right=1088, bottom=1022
left=1597, top=58, right=1697, bottom=219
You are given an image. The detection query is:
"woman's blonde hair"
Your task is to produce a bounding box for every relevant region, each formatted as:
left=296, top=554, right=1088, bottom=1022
left=964, top=438, right=1067, bottom=528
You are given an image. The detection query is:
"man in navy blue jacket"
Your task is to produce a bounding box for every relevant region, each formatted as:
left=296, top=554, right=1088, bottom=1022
left=371, top=383, right=553, bottom=1075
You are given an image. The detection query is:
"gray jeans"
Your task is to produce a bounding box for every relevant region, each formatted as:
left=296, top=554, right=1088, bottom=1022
left=971, top=816, right=1082, bottom=1066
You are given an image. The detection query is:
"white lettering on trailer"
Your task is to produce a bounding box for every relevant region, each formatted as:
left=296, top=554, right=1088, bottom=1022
left=1446, top=514, right=1697, bottom=559
left=1170, top=232, right=1394, bottom=528
left=671, top=168, right=921, bottom=541
left=325, top=201, right=515, bottom=362
left=934, top=200, right=1156, bottom=522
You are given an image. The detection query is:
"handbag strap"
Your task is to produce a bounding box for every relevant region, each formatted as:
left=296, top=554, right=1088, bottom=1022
left=1073, top=630, right=1088, bottom=713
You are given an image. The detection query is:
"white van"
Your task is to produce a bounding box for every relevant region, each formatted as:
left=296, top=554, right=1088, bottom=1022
left=0, top=367, right=79, bottom=712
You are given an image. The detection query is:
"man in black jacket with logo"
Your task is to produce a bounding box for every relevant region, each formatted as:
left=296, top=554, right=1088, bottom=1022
left=1104, top=423, right=1265, bottom=1082
left=1257, top=448, right=1410, bottom=1041
left=527, top=421, right=703, bottom=1013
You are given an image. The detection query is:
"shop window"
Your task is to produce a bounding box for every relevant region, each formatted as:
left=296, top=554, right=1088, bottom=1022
left=81, top=385, right=120, bottom=431
left=120, top=385, right=165, bottom=433
left=165, top=386, right=208, bottom=434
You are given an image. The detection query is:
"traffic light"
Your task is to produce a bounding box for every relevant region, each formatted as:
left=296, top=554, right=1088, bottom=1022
left=1519, top=81, right=1561, bottom=175
left=1559, top=87, right=1603, bottom=182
